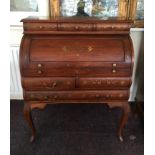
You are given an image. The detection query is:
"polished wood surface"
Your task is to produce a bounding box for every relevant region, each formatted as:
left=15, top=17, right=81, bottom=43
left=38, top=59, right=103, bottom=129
left=20, top=17, right=134, bottom=142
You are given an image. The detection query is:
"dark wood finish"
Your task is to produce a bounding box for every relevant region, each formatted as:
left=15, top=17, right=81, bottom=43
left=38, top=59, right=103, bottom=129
left=20, top=17, right=134, bottom=142
left=30, top=103, right=47, bottom=110
left=22, top=77, right=75, bottom=91
left=24, top=90, right=129, bottom=101
left=118, top=102, right=131, bottom=142
left=23, top=102, right=36, bottom=142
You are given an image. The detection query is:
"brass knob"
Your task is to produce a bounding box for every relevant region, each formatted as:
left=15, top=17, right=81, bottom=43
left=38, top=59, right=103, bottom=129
left=37, top=63, right=43, bottom=67
left=38, top=70, right=42, bottom=74
left=75, top=26, right=79, bottom=30
left=112, top=69, right=116, bottom=73
left=39, top=26, right=43, bottom=29
left=121, top=81, right=125, bottom=85
left=112, top=63, right=117, bottom=67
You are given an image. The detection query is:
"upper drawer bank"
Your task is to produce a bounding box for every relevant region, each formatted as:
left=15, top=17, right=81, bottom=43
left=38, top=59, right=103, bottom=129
left=22, top=17, right=132, bottom=34
left=20, top=35, right=133, bottom=77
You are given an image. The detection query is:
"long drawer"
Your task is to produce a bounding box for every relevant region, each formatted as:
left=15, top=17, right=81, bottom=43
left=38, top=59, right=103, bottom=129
left=22, top=67, right=131, bottom=77
left=24, top=90, right=129, bottom=101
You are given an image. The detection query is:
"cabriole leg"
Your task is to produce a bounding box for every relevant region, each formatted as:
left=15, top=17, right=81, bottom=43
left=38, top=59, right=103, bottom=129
left=23, top=102, right=36, bottom=142
left=118, top=102, right=131, bottom=142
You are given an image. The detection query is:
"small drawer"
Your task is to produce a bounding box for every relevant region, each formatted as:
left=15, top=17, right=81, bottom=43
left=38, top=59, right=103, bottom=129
left=24, top=23, right=57, bottom=31
left=24, top=90, right=129, bottom=101
left=59, top=23, right=93, bottom=31
left=96, top=23, right=129, bottom=31
left=79, top=77, right=132, bottom=90
left=22, top=77, right=75, bottom=91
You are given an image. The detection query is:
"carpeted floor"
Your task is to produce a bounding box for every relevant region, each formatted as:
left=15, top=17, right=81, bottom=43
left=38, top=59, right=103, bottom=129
left=10, top=100, right=144, bottom=155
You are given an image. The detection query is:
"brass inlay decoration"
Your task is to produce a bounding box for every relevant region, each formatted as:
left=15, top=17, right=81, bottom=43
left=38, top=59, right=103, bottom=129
left=121, top=81, right=125, bottom=85
left=62, top=46, right=67, bottom=52
left=62, top=45, right=93, bottom=53
left=52, top=82, right=57, bottom=88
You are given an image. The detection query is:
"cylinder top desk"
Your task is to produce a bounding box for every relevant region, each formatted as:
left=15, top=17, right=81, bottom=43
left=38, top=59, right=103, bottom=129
left=20, top=16, right=134, bottom=142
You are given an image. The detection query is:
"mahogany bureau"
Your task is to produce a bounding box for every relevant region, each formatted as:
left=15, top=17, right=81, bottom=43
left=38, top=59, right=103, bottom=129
left=20, top=16, right=134, bottom=142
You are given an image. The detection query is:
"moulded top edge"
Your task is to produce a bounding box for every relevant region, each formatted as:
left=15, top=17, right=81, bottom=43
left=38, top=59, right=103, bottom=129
left=21, top=16, right=133, bottom=24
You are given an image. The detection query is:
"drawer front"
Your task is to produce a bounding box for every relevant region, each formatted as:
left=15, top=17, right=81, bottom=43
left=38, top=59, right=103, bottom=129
left=22, top=77, right=75, bottom=91
left=23, top=67, right=131, bottom=77
left=24, top=23, right=57, bottom=31
left=59, top=23, right=93, bottom=31
left=79, top=77, right=131, bottom=90
left=96, top=23, right=130, bottom=31
left=24, top=90, right=129, bottom=101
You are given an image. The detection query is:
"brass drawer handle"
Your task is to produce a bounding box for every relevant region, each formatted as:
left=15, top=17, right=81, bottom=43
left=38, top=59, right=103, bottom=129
left=38, top=70, right=42, bottom=74
left=111, top=26, right=114, bottom=29
left=112, top=69, right=116, bottom=73
left=37, top=63, right=43, bottom=67
left=39, top=26, right=43, bottom=29
left=112, top=63, right=117, bottom=67
left=75, top=26, right=79, bottom=30
left=52, top=82, right=57, bottom=88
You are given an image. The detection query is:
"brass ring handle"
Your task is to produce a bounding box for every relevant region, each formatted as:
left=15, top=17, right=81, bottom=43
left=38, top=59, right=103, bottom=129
left=52, top=82, right=57, bottom=88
